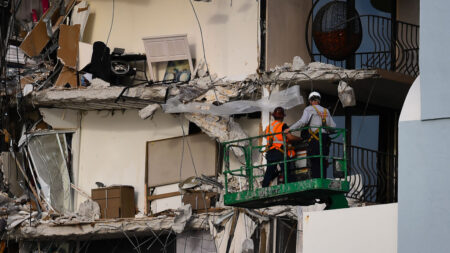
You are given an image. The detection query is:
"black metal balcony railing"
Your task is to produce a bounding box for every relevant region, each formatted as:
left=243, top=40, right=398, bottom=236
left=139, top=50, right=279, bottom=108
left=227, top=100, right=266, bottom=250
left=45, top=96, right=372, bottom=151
left=307, top=14, right=419, bottom=77
left=330, top=142, right=398, bottom=203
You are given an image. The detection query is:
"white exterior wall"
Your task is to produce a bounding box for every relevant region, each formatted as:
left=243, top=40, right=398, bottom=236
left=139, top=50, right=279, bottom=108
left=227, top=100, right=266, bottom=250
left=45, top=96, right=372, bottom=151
left=303, top=204, right=398, bottom=253
left=84, top=0, right=259, bottom=80
left=76, top=110, right=187, bottom=213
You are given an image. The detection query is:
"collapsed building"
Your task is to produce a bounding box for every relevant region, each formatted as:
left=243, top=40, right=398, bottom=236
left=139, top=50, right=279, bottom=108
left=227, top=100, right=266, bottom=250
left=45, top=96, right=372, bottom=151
left=0, top=0, right=419, bottom=252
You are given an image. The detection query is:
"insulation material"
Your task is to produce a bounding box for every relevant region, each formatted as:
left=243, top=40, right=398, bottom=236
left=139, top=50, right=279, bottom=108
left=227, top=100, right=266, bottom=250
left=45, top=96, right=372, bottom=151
left=77, top=199, right=100, bottom=221
left=55, top=66, right=78, bottom=88
left=212, top=212, right=257, bottom=253
left=57, top=24, right=80, bottom=69
left=70, top=1, right=90, bottom=40
left=163, top=85, right=304, bottom=116
left=27, top=134, right=72, bottom=213
left=172, top=204, right=192, bottom=233
left=19, top=20, right=50, bottom=57
left=338, top=80, right=356, bottom=107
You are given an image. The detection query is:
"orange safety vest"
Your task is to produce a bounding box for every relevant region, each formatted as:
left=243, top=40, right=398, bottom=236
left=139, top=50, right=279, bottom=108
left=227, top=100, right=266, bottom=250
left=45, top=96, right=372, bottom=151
left=265, top=121, right=296, bottom=157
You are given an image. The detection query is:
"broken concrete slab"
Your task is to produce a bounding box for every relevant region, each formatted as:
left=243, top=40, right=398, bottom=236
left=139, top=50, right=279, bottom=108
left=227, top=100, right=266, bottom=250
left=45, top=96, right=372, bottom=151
left=138, top=104, right=160, bottom=119
left=31, top=86, right=172, bottom=110
left=8, top=212, right=219, bottom=240
left=265, top=61, right=379, bottom=83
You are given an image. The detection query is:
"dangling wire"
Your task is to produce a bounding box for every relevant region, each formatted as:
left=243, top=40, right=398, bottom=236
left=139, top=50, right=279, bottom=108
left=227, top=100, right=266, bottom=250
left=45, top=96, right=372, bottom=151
left=188, top=0, right=221, bottom=104
left=106, top=0, right=115, bottom=45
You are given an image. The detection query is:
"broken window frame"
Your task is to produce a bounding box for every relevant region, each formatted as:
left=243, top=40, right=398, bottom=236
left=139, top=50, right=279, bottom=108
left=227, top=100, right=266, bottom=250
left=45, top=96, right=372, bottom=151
left=23, top=130, right=75, bottom=213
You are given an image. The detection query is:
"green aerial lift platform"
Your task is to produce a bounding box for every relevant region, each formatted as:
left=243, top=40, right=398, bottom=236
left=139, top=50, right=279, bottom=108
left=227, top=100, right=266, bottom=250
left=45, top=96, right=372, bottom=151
left=222, top=127, right=349, bottom=210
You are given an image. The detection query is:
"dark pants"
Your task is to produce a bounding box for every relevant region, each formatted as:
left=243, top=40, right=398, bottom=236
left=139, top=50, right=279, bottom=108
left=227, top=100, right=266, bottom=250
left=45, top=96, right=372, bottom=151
left=307, top=134, right=330, bottom=179
left=263, top=149, right=293, bottom=187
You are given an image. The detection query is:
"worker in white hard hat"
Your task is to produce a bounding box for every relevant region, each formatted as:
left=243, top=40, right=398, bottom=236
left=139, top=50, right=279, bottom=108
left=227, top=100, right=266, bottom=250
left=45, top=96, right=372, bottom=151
left=284, top=91, right=336, bottom=179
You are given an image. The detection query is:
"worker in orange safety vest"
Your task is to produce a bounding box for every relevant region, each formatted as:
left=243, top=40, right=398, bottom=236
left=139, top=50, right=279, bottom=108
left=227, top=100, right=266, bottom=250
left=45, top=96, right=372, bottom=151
left=262, top=107, right=302, bottom=187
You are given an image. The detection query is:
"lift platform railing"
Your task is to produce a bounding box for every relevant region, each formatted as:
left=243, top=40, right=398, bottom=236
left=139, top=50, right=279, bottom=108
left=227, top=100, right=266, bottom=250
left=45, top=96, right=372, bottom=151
left=222, top=126, right=348, bottom=194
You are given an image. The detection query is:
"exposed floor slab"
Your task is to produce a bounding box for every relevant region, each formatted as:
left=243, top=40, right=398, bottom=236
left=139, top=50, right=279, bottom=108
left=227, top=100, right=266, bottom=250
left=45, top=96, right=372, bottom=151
left=31, top=86, right=173, bottom=110
left=9, top=214, right=212, bottom=240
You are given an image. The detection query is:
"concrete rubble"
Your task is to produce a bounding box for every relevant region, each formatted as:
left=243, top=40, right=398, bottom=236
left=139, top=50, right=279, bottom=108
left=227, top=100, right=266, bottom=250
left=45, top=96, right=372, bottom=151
left=0, top=0, right=398, bottom=251
left=0, top=54, right=374, bottom=252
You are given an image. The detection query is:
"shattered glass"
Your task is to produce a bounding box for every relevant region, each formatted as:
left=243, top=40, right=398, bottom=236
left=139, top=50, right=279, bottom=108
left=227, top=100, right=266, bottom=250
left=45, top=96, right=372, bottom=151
left=27, top=134, right=72, bottom=213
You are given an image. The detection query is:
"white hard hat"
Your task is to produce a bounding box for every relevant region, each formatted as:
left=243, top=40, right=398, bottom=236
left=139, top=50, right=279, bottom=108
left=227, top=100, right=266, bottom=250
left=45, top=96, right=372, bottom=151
left=308, top=91, right=321, bottom=100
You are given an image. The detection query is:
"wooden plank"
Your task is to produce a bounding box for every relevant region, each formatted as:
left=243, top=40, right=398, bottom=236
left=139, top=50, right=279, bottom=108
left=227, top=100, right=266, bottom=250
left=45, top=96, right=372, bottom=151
left=147, top=191, right=181, bottom=201
left=70, top=183, right=91, bottom=200
left=260, top=226, right=267, bottom=253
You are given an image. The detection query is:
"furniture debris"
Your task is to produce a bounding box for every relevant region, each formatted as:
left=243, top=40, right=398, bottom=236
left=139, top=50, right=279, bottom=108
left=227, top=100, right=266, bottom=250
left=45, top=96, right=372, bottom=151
left=91, top=186, right=135, bottom=219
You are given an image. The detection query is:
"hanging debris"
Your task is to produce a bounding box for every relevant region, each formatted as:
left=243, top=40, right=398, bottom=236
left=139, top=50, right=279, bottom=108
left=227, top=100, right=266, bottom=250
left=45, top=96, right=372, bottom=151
left=184, top=113, right=248, bottom=157
left=338, top=80, right=357, bottom=107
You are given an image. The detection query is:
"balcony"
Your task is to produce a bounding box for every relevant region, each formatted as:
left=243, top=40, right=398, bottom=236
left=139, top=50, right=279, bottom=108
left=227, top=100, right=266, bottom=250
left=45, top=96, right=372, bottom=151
left=306, top=3, right=419, bottom=77
left=331, top=142, right=397, bottom=204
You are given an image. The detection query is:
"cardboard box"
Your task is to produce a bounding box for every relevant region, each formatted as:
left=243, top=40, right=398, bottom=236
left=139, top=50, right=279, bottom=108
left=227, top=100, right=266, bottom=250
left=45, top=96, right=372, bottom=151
left=182, top=191, right=218, bottom=211
left=92, top=186, right=135, bottom=219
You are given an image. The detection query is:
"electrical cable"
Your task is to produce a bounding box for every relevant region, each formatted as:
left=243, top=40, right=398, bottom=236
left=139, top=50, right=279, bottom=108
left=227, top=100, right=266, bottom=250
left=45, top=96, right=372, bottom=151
left=188, top=0, right=211, bottom=83
left=178, top=116, right=185, bottom=182
left=178, top=115, right=212, bottom=253
left=187, top=0, right=220, bottom=103
left=106, top=0, right=115, bottom=45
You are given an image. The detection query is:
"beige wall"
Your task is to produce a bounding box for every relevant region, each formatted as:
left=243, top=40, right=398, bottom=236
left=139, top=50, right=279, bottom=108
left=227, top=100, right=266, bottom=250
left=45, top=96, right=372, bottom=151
left=266, top=0, right=312, bottom=70
left=397, top=0, right=420, bottom=25
left=77, top=110, right=187, bottom=213
left=84, top=0, right=259, bottom=80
